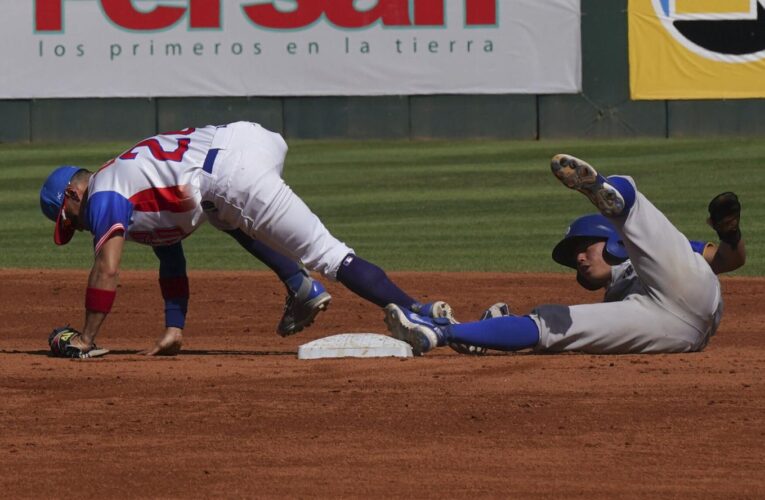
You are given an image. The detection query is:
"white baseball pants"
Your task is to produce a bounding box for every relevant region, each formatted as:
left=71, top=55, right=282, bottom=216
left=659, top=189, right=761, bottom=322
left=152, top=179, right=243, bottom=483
left=199, top=122, right=353, bottom=279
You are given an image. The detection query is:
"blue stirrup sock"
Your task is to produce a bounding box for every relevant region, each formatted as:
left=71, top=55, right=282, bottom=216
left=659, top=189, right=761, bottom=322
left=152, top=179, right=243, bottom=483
left=446, top=316, right=540, bottom=351
left=336, top=254, right=416, bottom=308
left=153, top=243, right=189, bottom=329
left=606, top=176, right=636, bottom=214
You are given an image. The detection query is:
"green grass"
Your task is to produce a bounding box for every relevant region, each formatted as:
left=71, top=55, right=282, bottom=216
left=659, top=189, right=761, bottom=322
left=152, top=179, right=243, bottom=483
left=1, top=138, right=763, bottom=275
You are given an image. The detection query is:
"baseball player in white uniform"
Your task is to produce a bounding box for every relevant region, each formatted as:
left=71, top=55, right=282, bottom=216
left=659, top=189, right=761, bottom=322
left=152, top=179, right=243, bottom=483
left=384, top=154, right=745, bottom=355
left=40, top=122, right=450, bottom=357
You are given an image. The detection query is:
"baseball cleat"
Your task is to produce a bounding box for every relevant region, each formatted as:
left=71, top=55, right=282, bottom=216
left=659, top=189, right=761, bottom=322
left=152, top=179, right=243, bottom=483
left=449, top=302, right=513, bottom=356
left=448, top=341, right=487, bottom=356
left=447, top=302, right=515, bottom=356
left=277, top=277, right=332, bottom=337
left=447, top=302, right=513, bottom=356
left=551, top=154, right=625, bottom=217
left=383, top=304, right=449, bottom=356
left=413, top=301, right=459, bottom=324
left=479, top=302, right=513, bottom=321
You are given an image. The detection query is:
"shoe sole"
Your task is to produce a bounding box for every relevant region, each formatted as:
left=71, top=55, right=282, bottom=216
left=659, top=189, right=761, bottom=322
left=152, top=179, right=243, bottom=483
left=480, top=302, right=512, bottom=321
left=277, top=293, right=332, bottom=337
left=448, top=342, right=487, bottom=356
left=551, top=154, right=624, bottom=217
left=77, top=348, right=109, bottom=359
left=429, top=301, right=458, bottom=324
left=383, top=304, right=437, bottom=356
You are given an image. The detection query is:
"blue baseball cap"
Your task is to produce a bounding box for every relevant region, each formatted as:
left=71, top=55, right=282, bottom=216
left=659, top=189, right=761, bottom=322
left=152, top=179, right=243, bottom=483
left=40, top=165, right=82, bottom=245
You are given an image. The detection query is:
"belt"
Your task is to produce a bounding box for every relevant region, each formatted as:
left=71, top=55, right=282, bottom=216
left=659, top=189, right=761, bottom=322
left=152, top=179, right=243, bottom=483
left=202, top=148, right=220, bottom=174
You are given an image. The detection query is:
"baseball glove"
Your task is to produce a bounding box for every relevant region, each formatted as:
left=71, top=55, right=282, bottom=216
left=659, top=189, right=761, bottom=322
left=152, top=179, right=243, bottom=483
left=708, top=192, right=741, bottom=248
left=48, top=326, right=109, bottom=359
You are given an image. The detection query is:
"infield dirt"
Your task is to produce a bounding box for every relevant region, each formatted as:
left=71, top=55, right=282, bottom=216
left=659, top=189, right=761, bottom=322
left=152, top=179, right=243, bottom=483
left=1, top=270, right=763, bottom=498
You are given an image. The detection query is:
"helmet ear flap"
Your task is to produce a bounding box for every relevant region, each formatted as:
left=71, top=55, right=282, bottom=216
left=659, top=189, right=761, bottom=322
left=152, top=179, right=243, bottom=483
left=604, top=236, right=628, bottom=264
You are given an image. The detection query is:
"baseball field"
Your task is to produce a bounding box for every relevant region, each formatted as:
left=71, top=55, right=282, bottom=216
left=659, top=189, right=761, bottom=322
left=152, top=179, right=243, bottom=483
left=1, top=138, right=764, bottom=497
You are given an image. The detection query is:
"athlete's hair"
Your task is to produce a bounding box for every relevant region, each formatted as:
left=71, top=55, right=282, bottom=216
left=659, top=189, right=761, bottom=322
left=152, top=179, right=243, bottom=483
left=71, top=169, right=91, bottom=183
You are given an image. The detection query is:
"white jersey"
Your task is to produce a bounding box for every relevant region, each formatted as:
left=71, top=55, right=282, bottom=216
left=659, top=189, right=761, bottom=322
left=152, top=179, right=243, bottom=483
left=85, top=121, right=353, bottom=279
left=86, top=126, right=219, bottom=252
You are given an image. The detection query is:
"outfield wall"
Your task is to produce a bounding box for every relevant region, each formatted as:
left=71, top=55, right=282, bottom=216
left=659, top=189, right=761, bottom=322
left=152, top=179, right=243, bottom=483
left=2, top=0, right=764, bottom=143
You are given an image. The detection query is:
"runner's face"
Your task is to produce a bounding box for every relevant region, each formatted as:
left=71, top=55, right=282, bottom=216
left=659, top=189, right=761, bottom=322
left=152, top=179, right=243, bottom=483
left=574, top=239, right=612, bottom=289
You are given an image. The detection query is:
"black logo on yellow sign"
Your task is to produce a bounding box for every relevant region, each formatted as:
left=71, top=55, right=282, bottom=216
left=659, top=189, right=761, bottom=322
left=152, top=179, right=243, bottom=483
left=656, top=0, right=765, bottom=59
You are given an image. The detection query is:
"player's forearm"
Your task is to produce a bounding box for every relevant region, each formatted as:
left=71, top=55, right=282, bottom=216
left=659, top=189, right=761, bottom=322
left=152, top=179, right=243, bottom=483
left=711, top=240, right=746, bottom=274
left=81, top=270, right=118, bottom=344
left=81, top=235, right=124, bottom=344
left=88, top=234, right=124, bottom=289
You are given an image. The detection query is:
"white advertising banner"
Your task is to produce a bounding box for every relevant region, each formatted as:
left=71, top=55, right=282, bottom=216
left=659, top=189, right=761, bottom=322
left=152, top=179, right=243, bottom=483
left=0, top=1, right=581, bottom=98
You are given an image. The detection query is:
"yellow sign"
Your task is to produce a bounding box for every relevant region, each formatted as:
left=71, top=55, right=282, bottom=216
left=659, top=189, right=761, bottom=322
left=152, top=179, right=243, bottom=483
left=674, top=0, right=753, bottom=17
left=629, top=0, right=765, bottom=99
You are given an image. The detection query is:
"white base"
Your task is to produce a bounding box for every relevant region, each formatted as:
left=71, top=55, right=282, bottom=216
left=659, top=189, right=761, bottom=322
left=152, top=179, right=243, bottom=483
left=297, top=333, right=413, bottom=360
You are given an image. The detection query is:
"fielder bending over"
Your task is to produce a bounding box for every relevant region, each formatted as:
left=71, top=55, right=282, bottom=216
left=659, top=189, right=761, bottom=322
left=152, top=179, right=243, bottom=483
left=41, top=122, right=451, bottom=358
left=385, top=154, right=745, bottom=355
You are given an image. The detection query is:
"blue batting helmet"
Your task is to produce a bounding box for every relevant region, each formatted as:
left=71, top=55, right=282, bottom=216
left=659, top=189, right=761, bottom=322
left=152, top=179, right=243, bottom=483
left=552, top=214, right=628, bottom=269
left=40, top=165, right=83, bottom=245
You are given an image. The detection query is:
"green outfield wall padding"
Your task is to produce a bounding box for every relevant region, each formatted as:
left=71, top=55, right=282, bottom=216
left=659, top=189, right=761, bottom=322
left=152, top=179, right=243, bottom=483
left=0, top=101, right=31, bottom=142
left=283, top=96, right=409, bottom=140
left=539, top=95, right=667, bottom=139
left=582, top=0, right=629, bottom=104
left=31, top=99, right=156, bottom=142
left=539, top=0, right=667, bottom=139
left=158, top=97, right=284, bottom=134
left=411, top=95, right=537, bottom=139
left=669, top=100, right=765, bottom=137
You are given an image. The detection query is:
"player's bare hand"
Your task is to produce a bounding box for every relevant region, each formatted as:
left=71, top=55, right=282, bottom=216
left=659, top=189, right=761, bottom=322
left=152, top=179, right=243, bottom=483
left=141, top=327, right=183, bottom=356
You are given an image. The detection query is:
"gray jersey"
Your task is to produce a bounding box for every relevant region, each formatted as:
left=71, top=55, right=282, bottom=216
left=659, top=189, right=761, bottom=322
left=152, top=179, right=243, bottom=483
left=604, top=261, right=643, bottom=303
left=530, top=179, right=723, bottom=354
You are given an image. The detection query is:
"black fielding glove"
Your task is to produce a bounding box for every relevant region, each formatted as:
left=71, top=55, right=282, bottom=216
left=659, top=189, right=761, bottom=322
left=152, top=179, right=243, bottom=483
left=48, top=326, right=109, bottom=359
left=708, top=192, right=741, bottom=249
